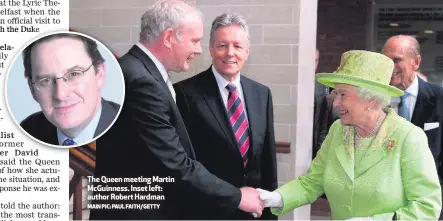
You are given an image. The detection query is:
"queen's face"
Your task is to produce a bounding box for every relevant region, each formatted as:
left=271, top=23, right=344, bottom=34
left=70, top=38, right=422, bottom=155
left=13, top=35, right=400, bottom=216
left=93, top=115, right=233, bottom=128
left=332, top=84, right=369, bottom=126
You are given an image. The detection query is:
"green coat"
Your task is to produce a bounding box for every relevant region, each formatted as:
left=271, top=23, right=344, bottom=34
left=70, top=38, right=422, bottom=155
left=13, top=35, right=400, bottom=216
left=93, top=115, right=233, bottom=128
left=272, top=109, right=442, bottom=220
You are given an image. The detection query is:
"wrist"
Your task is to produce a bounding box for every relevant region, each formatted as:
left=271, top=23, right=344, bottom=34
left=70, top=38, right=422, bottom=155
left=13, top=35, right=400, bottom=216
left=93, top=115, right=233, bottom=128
left=277, top=192, right=283, bottom=208
left=272, top=191, right=283, bottom=208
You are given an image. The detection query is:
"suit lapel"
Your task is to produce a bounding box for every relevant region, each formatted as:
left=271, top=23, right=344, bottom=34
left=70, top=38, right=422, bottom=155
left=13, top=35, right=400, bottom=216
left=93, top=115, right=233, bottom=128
left=94, top=98, right=118, bottom=137
left=49, top=125, right=59, bottom=145
left=128, top=46, right=176, bottom=105
left=240, top=77, right=259, bottom=158
left=129, top=45, right=195, bottom=158
left=43, top=118, right=58, bottom=145
left=200, top=69, right=239, bottom=150
left=335, top=125, right=355, bottom=181
left=354, top=109, right=400, bottom=178
left=411, top=78, right=434, bottom=129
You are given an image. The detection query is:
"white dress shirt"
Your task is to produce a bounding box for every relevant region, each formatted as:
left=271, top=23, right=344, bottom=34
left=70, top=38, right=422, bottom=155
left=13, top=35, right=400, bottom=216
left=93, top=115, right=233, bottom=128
left=212, top=66, right=248, bottom=119
left=136, top=43, right=176, bottom=102
left=57, top=104, right=102, bottom=146
left=391, top=73, right=419, bottom=119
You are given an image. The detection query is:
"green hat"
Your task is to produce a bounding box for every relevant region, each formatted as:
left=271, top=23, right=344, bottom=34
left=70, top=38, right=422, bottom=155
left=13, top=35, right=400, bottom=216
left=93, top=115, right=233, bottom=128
left=316, top=50, right=403, bottom=97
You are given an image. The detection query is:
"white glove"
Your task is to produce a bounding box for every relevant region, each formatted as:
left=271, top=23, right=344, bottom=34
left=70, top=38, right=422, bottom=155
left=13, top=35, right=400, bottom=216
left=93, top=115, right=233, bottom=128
left=345, top=217, right=373, bottom=221
left=256, top=188, right=283, bottom=208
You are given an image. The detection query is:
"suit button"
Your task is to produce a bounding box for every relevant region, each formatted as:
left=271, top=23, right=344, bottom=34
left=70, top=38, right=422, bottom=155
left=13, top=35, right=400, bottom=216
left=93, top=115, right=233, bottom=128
left=346, top=206, right=351, bottom=211
left=346, top=185, right=352, bottom=190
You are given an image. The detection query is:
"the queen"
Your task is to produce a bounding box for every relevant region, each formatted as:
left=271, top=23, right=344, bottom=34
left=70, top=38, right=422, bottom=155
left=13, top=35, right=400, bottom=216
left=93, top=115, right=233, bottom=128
left=259, top=50, right=442, bottom=220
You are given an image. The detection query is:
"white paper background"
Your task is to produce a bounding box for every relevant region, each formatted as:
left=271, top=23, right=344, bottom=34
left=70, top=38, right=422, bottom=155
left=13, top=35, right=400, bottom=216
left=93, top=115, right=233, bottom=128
left=0, top=0, right=69, bottom=220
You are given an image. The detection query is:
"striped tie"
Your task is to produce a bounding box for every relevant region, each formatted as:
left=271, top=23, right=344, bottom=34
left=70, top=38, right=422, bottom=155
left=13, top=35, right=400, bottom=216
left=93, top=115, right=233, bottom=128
left=226, top=84, right=250, bottom=167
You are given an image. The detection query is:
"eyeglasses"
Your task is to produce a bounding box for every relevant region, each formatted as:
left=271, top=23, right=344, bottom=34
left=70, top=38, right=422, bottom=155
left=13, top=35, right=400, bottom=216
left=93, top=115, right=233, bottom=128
left=32, top=63, right=94, bottom=92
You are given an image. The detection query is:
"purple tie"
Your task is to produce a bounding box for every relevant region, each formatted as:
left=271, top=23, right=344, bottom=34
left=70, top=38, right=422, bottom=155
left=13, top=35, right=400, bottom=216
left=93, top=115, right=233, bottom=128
left=62, top=138, right=76, bottom=146
left=226, top=84, right=250, bottom=167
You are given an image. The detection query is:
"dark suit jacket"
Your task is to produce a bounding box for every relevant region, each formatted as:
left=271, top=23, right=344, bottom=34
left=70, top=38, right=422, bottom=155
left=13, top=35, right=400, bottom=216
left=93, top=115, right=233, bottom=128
left=173, top=67, right=277, bottom=220
left=20, top=98, right=120, bottom=145
left=90, top=46, right=241, bottom=220
left=313, top=82, right=328, bottom=159
left=411, top=78, right=443, bottom=182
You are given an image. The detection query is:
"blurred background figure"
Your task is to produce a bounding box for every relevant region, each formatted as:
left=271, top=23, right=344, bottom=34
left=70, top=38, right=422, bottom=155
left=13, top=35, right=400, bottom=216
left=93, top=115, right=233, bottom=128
left=313, top=48, right=339, bottom=160
left=416, top=71, right=428, bottom=82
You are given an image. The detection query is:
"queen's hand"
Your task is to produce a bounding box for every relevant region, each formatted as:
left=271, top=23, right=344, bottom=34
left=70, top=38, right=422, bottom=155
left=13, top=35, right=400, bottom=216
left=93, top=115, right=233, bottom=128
left=256, top=188, right=283, bottom=208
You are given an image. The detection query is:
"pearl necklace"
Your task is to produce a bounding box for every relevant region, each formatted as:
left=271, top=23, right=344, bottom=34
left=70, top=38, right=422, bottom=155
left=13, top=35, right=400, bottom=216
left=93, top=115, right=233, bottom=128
left=355, top=111, right=386, bottom=138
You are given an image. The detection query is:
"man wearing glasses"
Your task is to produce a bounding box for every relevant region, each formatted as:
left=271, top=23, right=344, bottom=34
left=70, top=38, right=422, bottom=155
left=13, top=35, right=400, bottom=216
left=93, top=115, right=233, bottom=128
left=20, top=33, right=120, bottom=147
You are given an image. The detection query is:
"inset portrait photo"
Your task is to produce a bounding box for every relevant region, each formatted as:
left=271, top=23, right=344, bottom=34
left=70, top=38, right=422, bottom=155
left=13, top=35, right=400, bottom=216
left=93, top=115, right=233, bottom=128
left=5, top=31, right=125, bottom=148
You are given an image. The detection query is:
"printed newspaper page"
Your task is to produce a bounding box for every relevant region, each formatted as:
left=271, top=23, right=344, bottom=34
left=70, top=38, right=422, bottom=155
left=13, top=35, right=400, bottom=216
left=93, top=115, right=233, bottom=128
left=68, top=0, right=443, bottom=220
left=0, top=0, right=69, bottom=220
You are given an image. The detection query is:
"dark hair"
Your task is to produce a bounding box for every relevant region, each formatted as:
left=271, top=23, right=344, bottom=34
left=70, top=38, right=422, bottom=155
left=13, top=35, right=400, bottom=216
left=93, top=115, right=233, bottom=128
left=23, top=33, right=105, bottom=80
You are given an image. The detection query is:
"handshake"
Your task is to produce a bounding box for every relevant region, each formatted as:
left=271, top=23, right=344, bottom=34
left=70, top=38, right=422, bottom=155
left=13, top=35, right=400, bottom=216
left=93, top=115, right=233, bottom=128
left=239, top=188, right=374, bottom=221
left=238, top=187, right=283, bottom=218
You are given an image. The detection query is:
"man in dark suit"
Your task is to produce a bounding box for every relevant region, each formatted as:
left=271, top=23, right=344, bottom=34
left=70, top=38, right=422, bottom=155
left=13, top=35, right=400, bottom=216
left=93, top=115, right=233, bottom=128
left=383, top=35, right=443, bottom=219
left=90, top=1, right=263, bottom=220
left=173, top=13, right=277, bottom=220
left=20, top=32, right=120, bottom=147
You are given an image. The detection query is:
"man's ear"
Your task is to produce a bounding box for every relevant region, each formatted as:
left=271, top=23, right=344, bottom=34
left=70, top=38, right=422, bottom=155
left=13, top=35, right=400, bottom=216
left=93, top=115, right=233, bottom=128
left=161, top=28, right=175, bottom=50
left=367, top=99, right=376, bottom=110
left=27, top=79, right=38, bottom=102
left=209, top=42, right=214, bottom=57
left=95, top=63, right=105, bottom=90
left=412, top=55, right=421, bottom=71
left=244, top=47, right=250, bottom=61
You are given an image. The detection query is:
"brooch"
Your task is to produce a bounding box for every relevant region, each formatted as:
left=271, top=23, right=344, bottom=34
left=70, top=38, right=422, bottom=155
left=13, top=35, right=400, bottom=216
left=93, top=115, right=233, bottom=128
left=385, top=139, right=397, bottom=152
